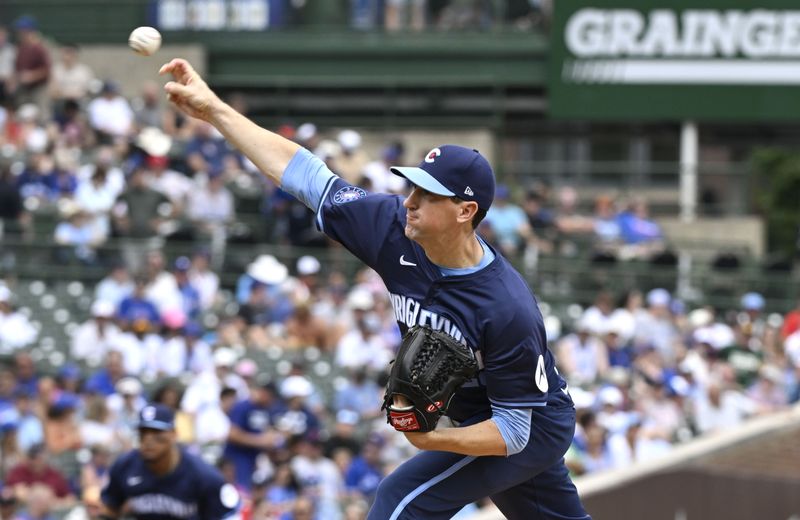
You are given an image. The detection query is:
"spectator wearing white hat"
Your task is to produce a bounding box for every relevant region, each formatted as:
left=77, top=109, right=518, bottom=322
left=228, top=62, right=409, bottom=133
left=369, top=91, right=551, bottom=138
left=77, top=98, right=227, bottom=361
left=333, top=129, right=369, bottom=185
left=739, top=291, right=768, bottom=340
left=94, top=264, right=134, bottom=309
left=105, top=376, right=145, bottom=451
left=275, top=376, right=320, bottom=439
left=0, top=286, right=37, bottom=352
left=556, top=317, right=609, bottom=387
left=70, top=300, right=121, bottom=362
left=361, top=142, right=407, bottom=194
left=188, top=248, right=219, bottom=311
left=294, top=122, right=319, bottom=150
left=237, top=254, right=295, bottom=326
left=634, top=288, right=679, bottom=363
left=578, top=290, right=616, bottom=337
left=335, top=289, right=393, bottom=372
left=295, top=255, right=321, bottom=299
left=181, top=347, right=249, bottom=444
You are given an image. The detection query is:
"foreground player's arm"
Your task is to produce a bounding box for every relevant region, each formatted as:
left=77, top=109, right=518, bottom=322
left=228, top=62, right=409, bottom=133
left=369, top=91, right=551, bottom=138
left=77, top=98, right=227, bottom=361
left=227, top=424, right=279, bottom=450
left=404, top=406, right=531, bottom=457
left=404, top=419, right=506, bottom=456
left=99, top=457, right=127, bottom=519
left=159, top=59, right=299, bottom=186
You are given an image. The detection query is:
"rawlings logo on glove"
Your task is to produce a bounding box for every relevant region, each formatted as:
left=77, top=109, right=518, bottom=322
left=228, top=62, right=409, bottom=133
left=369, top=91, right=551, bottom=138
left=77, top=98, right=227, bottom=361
left=382, top=326, right=479, bottom=432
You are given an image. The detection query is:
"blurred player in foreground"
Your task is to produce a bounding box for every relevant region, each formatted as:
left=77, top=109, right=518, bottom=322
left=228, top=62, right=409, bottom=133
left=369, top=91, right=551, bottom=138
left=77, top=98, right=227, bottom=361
left=160, top=58, right=590, bottom=519
left=100, top=404, right=240, bottom=519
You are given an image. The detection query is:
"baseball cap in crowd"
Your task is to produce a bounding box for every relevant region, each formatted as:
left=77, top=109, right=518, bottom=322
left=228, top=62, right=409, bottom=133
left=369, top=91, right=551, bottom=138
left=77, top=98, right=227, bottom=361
left=338, top=129, right=362, bottom=151
left=14, top=15, right=38, bottom=31
left=0, top=405, right=20, bottom=433
left=296, top=255, right=321, bottom=276
left=495, top=184, right=510, bottom=200
left=391, top=145, right=496, bottom=211
left=162, top=308, right=187, bottom=330
left=51, top=393, right=80, bottom=413
left=247, top=255, right=288, bottom=285
left=182, top=321, right=203, bottom=338
left=90, top=300, right=115, bottom=318
left=741, top=292, right=765, bottom=312
left=646, top=288, right=671, bottom=308
left=235, top=358, right=258, bottom=378
left=213, top=347, right=237, bottom=368
left=116, top=377, right=143, bottom=396
left=347, top=288, right=374, bottom=311
left=256, top=372, right=277, bottom=392
left=101, top=80, right=120, bottom=95
left=295, top=123, right=317, bottom=144
left=0, top=286, right=11, bottom=303
left=138, top=404, right=175, bottom=431
left=280, top=375, right=313, bottom=399
left=336, top=409, right=359, bottom=426
left=173, top=256, right=191, bottom=272
left=59, top=364, right=81, bottom=381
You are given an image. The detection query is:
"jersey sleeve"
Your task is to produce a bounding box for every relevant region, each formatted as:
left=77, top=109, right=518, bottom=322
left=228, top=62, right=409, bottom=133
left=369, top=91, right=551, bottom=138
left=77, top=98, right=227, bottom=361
left=483, top=309, right=550, bottom=408
left=227, top=401, right=250, bottom=430
left=198, top=470, right=240, bottom=519
left=316, top=177, right=404, bottom=268
left=100, top=455, right=128, bottom=511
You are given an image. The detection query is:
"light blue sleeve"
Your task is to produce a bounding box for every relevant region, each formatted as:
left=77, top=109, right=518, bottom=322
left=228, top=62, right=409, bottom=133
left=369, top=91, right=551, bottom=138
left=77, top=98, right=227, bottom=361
left=491, top=405, right=532, bottom=456
left=280, top=147, right=337, bottom=212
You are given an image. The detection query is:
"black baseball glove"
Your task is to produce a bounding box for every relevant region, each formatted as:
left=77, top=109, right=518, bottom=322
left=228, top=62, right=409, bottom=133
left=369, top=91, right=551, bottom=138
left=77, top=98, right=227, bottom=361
left=382, top=325, right=479, bottom=432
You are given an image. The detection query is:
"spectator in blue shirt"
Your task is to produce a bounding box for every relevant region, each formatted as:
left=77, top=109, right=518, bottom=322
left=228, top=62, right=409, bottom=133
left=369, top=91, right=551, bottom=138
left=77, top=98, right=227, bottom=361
left=117, top=276, right=160, bottom=328
left=345, top=433, right=386, bottom=504
left=223, top=377, right=285, bottom=489
left=84, top=351, right=125, bottom=396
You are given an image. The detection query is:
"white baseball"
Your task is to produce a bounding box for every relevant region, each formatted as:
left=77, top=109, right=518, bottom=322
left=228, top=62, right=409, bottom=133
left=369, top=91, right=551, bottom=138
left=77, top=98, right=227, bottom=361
left=128, top=26, right=162, bottom=56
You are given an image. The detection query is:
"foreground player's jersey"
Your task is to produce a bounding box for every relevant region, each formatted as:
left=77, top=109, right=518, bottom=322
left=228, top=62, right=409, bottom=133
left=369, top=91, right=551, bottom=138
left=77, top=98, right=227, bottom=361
left=102, top=447, right=240, bottom=519
left=317, top=178, right=572, bottom=422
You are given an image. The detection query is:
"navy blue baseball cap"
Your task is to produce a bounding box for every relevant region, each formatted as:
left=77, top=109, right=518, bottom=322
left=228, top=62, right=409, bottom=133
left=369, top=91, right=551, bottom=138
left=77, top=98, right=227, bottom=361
left=391, top=145, right=496, bottom=211
left=138, top=404, right=175, bottom=431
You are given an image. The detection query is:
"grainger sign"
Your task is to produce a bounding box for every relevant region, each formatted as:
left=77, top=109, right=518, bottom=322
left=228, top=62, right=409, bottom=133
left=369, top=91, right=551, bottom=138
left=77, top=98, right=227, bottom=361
left=549, top=1, right=800, bottom=120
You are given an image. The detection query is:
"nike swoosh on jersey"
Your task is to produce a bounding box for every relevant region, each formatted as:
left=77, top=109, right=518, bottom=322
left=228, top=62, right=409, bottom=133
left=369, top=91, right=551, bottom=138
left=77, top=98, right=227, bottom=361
left=399, top=255, right=417, bottom=267
left=127, top=476, right=143, bottom=486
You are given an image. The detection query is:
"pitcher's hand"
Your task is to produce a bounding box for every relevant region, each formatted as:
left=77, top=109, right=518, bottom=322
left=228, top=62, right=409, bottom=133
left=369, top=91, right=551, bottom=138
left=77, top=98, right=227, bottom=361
left=159, top=58, right=220, bottom=121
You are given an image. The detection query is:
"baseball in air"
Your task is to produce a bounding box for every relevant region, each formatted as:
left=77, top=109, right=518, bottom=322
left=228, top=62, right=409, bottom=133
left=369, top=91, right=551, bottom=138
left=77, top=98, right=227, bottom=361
left=128, top=26, right=162, bottom=56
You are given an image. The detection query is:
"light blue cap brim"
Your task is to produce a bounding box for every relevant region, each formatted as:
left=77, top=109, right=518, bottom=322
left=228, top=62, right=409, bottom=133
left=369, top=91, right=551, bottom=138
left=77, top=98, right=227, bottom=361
left=391, top=167, right=454, bottom=197
left=138, top=420, right=174, bottom=431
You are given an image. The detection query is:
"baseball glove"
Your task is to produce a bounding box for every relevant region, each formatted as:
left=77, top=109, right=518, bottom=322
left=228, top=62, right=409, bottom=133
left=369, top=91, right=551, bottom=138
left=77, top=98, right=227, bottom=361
left=382, top=325, right=479, bottom=432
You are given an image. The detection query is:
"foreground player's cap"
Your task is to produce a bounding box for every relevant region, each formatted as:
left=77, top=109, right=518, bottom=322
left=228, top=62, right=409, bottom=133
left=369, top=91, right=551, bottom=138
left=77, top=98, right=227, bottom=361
left=391, top=145, right=495, bottom=211
left=138, top=404, right=175, bottom=431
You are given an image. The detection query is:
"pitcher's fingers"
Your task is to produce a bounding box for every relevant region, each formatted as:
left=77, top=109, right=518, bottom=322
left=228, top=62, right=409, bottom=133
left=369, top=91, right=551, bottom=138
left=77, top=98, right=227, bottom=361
left=164, top=81, right=194, bottom=98
left=158, top=58, right=183, bottom=75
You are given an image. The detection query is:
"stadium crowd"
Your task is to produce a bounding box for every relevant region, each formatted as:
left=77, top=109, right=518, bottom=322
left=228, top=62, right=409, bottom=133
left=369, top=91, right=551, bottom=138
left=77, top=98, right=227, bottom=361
left=0, top=14, right=798, bottom=520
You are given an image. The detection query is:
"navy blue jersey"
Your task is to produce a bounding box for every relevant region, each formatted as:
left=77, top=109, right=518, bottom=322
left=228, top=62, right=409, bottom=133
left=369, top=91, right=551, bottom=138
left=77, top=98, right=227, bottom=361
left=101, top=447, right=240, bottom=519
left=222, top=399, right=280, bottom=464
left=317, top=178, right=572, bottom=422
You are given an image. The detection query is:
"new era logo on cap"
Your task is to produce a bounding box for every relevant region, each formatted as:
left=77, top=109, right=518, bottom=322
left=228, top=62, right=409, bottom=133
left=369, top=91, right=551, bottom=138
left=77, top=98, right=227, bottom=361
left=391, top=145, right=496, bottom=210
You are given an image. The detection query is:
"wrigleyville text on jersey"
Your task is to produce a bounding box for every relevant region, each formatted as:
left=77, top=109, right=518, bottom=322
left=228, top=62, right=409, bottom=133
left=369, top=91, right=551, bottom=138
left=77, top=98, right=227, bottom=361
left=389, top=292, right=465, bottom=343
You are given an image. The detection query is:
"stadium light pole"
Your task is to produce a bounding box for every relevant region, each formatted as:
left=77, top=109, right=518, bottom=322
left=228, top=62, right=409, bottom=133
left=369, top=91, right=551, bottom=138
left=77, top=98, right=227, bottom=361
left=677, top=120, right=699, bottom=301
left=679, top=120, right=698, bottom=223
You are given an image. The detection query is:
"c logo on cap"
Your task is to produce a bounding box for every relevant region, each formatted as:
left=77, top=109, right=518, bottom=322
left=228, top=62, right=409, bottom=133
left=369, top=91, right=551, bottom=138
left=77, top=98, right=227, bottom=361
left=142, top=406, right=156, bottom=421
left=424, top=148, right=441, bottom=164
